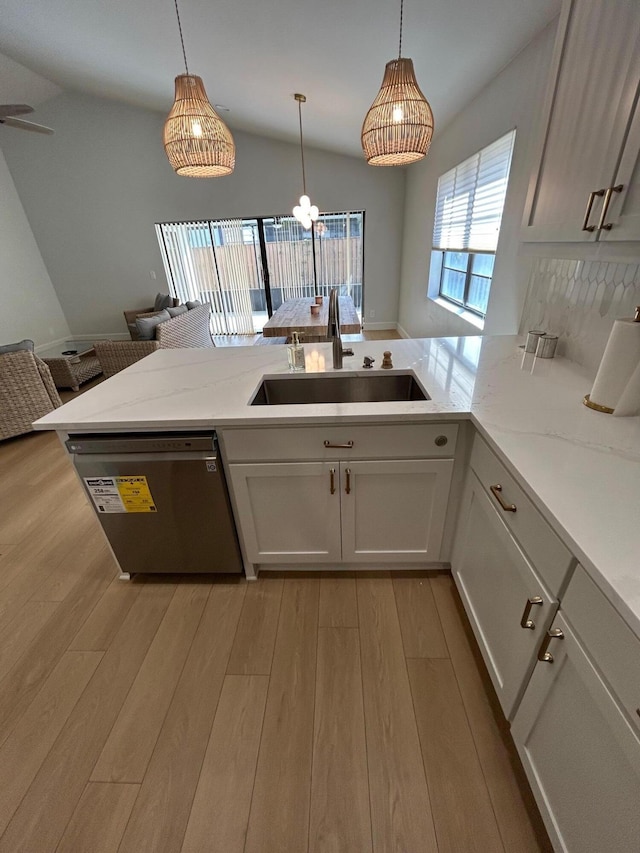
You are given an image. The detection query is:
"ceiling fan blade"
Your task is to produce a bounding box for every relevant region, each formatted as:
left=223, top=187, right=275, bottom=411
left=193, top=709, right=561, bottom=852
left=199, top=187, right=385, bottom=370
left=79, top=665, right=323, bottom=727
left=0, top=104, right=34, bottom=118
left=0, top=116, right=54, bottom=135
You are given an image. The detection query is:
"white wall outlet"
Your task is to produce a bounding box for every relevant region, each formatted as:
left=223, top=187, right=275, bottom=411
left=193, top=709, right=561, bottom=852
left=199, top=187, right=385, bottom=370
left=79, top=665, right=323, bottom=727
left=149, top=270, right=157, bottom=280
left=369, top=309, right=376, bottom=319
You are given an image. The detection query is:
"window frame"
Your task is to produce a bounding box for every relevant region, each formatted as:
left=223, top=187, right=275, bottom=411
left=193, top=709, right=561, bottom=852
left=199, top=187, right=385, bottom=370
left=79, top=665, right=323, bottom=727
left=438, top=250, right=495, bottom=318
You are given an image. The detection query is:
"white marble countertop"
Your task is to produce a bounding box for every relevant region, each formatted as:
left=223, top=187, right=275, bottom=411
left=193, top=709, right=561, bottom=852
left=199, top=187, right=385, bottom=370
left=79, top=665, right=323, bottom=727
left=35, top=335, right=640, bottom=637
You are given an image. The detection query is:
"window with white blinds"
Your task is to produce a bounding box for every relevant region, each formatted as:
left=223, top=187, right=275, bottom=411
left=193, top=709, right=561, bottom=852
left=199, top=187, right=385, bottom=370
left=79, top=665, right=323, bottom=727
left=433, top=129, right=516, bottom=252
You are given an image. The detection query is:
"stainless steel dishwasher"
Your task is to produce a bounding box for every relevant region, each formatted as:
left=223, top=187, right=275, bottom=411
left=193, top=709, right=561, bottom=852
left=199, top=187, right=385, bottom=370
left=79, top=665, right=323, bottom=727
left=67, top=432, right=243, bottom=576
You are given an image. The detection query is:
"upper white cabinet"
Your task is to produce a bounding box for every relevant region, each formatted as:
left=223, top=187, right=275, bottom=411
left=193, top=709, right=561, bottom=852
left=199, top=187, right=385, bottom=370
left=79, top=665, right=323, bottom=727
left=523, top=0, right=640, bottom=243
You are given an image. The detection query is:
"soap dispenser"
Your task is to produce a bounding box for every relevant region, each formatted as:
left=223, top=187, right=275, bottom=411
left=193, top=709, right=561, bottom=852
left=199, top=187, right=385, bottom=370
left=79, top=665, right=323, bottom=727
left=287, top=331, right=305, bottom=372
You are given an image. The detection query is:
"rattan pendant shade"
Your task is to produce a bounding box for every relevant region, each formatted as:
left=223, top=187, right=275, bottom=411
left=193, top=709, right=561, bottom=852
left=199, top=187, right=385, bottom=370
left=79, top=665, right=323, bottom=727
left=361, top=57, right=434, bottom=166
left=164, top=74, right=235, bottom=177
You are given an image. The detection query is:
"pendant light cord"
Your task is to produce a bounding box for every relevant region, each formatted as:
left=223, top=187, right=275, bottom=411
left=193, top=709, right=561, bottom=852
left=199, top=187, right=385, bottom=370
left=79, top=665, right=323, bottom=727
left=298, top=98, right=307, bottom=196
left=174, top=0, right=189, bottom=74
left=398, top=0, right=404, bottom=58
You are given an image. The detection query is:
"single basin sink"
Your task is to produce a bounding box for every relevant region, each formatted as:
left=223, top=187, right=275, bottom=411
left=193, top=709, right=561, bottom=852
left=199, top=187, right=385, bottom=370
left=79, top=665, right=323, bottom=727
left=250, top=372, right=430, bottom=405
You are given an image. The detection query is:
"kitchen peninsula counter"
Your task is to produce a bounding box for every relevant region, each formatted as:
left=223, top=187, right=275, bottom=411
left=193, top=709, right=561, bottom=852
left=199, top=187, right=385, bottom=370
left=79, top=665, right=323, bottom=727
left=35, top=335, right=640, bottom=637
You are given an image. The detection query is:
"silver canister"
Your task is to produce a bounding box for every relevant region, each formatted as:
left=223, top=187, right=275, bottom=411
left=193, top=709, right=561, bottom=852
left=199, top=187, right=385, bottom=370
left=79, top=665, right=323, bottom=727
left=525, top=330, right=546, bottom=353
left=535, top=334, right=558, bottom=359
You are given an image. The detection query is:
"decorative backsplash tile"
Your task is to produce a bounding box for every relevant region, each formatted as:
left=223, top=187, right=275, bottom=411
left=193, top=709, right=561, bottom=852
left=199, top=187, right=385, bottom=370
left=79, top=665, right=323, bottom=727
left=520, top=257, right=640, bottom=375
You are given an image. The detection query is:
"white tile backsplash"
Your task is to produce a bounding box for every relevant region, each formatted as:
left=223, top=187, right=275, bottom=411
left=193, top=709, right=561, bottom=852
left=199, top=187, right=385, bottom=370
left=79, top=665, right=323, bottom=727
left=520, top=257, right=640, bottom=375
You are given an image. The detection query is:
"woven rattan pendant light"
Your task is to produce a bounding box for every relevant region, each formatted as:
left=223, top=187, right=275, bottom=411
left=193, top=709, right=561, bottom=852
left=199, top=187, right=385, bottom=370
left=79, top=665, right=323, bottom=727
left=292, top=94, right=319, bottom=230
left=163, top=0, right=235, bottom=177
left=361, top=0, right=434, bottom=166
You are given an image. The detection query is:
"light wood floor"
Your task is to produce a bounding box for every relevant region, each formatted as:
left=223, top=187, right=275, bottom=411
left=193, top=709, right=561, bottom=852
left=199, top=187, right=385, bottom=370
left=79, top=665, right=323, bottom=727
left=0, top=423, right=551, bottom=852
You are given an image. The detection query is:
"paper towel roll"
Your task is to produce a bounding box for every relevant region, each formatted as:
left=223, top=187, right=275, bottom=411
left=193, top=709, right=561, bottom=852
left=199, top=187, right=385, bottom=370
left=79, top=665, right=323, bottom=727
left=588, top=317, right=640, bottom=413
left=613, top=359, right=640, bottom=417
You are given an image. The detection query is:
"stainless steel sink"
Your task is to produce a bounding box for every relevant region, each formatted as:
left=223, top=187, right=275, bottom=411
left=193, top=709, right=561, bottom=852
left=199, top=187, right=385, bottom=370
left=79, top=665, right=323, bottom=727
left=250, top=372, right=430, bottom=405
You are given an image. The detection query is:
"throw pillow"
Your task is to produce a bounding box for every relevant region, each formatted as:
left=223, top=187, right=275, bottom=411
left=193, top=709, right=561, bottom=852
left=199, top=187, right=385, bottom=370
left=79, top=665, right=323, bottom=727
left=167, top=305, right=188, bottom=318
left=136, top=309, right=171, bottom=340
left=153, top=292, right=173, bottom=311
left=0, top=339, right=35, bottom=354
left=186, top=299, right=202, bottom=309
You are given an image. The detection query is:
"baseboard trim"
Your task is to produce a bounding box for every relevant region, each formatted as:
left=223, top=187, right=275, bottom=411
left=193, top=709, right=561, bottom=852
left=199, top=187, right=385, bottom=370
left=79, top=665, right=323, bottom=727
left=396, top=323, right=411, bottom=339
left=362, top=321, right=400, bottom=332
left=256, top=562, right=451, bottom=574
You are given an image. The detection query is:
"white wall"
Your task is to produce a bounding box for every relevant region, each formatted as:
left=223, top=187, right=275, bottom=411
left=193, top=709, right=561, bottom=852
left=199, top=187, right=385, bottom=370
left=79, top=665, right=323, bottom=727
left=2, top=92, right=406, bottom=337
left=0, top=149, right=70, bottom=347
left=397, top=21, right=557, bottom=339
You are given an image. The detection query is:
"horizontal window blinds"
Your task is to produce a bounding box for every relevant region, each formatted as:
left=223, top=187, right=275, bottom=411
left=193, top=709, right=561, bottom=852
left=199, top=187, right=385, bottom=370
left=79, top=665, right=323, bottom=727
left=433, top=129, right=515, bottom=253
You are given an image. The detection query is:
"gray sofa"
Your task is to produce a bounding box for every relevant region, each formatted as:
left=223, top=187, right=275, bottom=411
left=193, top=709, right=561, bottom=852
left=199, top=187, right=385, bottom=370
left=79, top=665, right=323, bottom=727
left=94, top=304, right=214, bottom=378
left=123, top=294, right=180, bottom=340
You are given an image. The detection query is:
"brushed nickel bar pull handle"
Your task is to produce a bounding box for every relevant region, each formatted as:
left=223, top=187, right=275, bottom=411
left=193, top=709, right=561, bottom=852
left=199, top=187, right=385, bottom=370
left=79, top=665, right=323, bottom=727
left=490, top=484, right=517, bottom=513
left=581, top=188, right=605, bottom=232
left=345, top=467, right=352, bottom=495
left=520, top=596, right=544, bottom=629
left=324, top=440, right=354, bottom=449
left=538, top=628, right=564, bottom=663
left=597, top=184, right=624, bottom=231
left=329, top=468, right=336, bottom=495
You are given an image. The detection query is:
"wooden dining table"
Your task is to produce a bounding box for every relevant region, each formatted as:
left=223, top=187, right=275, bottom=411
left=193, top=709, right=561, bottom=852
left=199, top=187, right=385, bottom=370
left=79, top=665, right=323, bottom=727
left=261, top=296, right=361, bottom=341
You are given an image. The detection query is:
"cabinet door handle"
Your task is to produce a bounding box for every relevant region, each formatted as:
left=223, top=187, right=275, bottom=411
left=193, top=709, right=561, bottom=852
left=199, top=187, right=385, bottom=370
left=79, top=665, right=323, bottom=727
left=324, top=440, right=354, bottom=449
left=537, top=627, right=564, bottom=663
left=597, top=184, right=624, bottom=231
left=520, top=596, right=544, bottom=629
left=329, top=468, right=336, bottom=495
left=581, top=188, right=605, bottom=232
left=345, top=467, right=352, bottom=494
left=489, top=484, right=516, bottom=513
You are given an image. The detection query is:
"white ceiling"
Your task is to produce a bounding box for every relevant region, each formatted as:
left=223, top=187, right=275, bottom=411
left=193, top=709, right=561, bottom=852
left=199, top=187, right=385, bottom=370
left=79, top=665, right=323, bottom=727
left=0, top=0, right=560, bottom=157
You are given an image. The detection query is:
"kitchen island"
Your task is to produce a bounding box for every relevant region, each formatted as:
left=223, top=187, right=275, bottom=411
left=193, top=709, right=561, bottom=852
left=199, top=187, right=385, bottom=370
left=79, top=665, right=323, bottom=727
left=35, top=334, right=640, bottom=635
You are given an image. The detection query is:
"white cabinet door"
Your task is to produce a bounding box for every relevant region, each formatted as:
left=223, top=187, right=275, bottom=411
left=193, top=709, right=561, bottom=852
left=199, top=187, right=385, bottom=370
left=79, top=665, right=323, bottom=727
left=599, top=97, right=640, bottom=241
left=523, top=0, right=640, bottom=242
left=228, top=462, right=341, bottom=564
left=512, top=613, right=640, bottom=853
left=452, top=472, right=558, bottom=719
left=340, top=459, right=453, bottom=563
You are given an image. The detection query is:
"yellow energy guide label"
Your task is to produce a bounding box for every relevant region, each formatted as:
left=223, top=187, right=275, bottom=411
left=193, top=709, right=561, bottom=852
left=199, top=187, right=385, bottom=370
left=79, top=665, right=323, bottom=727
left=84, top=476, right=157, bottom=513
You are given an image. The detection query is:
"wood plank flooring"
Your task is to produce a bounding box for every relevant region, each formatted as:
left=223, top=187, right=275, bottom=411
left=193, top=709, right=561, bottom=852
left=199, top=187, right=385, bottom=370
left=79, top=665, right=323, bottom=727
left=0, top=426, right=551, bottom=852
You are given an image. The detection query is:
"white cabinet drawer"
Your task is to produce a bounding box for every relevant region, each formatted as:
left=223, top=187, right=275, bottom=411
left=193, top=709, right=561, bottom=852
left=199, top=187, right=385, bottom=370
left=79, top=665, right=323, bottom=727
left=562, top=565, right=640, bottom=729
left=453, top=471, right=559, bottom=719
left=470, top=433, right=573, bottom=595
left=222, top=423, right=458, bottom=462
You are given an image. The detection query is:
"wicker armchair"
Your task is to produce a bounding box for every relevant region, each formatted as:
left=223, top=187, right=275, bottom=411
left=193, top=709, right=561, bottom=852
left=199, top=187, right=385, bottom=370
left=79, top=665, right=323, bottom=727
left=0, top=350, right=62, bottom=440
left=93, top=340, right=159, bottom=379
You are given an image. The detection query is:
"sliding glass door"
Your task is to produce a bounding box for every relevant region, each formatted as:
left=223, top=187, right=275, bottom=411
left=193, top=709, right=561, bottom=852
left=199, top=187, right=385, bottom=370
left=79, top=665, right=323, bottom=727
left=156, top=211, right=364, bottom=336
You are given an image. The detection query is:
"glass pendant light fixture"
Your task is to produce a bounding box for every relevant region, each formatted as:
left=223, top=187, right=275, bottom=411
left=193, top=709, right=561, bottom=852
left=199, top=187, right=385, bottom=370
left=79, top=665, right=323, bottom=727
left=361, top=0, right=434, bottom=166
left=292, top=94, right=319, bottom=230
left=163, top=0, right=235, bottom=177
